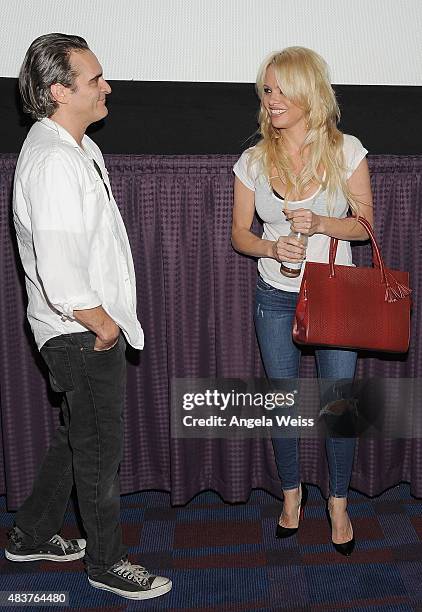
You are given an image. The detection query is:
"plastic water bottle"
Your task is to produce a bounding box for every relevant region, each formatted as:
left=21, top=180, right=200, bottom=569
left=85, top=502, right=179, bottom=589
left=280, top=230, right=308, bottom=278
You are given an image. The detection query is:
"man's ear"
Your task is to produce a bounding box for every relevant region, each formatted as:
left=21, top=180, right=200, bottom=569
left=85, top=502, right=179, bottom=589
left=50, top=83, right=69, bottom=105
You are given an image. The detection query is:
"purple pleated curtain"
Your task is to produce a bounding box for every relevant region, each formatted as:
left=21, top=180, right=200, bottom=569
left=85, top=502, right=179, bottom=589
left=0, top=154, right=421, bottom=510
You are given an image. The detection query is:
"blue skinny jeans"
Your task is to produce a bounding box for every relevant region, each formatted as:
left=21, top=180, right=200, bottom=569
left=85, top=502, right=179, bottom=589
left=254, top=276, right=357, bottom=498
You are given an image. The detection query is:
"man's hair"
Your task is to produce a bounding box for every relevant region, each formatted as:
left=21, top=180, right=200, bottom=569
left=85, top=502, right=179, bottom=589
left=19, top=33, right=89, bottom=120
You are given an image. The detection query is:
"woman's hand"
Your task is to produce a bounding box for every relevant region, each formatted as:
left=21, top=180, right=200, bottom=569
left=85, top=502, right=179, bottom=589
left=272, top=235, right=306, bottom=263
left=283, top=208, right=321, bottom=236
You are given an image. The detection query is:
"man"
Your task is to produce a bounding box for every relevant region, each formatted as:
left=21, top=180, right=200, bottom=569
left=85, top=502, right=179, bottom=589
left=7, top=33, right=172, bottom=601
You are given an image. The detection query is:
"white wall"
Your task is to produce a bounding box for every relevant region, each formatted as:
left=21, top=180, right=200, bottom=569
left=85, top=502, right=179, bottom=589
left=1, top=0, right=421, bottom=84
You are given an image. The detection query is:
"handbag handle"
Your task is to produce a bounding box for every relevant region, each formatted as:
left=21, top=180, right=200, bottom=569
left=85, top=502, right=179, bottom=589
left=328, top=217, right=411, bottom=302
left=329, top=217, right=384, bottom=278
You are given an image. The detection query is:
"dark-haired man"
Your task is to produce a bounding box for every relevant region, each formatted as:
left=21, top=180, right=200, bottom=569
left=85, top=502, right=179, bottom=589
left=7, top=34, right=172, bottom=600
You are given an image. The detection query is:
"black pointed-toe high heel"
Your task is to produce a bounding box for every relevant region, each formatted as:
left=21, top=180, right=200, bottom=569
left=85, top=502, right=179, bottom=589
left=325, top=501, right=355, bottom=556
left=276, top=483, right=308, bottom=539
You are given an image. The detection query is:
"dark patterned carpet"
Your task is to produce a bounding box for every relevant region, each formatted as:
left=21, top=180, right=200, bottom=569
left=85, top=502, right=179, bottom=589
left=1, top=484, right=422, bottom=611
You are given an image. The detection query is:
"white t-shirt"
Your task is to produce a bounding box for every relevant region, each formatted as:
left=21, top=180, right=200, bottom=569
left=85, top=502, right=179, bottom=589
left=233, top=134, right=368, bottom=292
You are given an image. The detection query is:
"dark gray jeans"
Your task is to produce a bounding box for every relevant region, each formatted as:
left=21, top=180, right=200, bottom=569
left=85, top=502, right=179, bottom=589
left=15, top=331, right=127, bottom=576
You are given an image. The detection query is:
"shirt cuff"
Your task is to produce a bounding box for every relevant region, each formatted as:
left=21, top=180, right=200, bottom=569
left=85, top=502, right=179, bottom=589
left=54, top=293, right=102, bottom=320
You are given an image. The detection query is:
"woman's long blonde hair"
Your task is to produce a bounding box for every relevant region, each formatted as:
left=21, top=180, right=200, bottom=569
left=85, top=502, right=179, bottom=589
left=251, top=46, right=358, bottom=214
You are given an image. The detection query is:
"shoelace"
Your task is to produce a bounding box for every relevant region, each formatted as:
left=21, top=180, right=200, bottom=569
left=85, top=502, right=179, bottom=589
left=9, top=528, right=22, bottom=547
left=49, top=534, right=71, bottom=553
left=113, top=560, right=151, bottom=586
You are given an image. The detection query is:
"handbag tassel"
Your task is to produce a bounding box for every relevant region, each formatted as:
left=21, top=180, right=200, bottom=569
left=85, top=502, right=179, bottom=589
left=384, top=271, right=412, bottom=303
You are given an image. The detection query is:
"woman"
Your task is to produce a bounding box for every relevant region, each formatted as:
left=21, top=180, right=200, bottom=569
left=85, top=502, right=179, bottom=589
left=231, top=47, right=373, bottom=555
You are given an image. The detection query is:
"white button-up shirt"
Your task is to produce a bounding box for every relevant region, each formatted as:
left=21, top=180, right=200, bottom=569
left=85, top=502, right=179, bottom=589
left=13, top=118, right=144, bottom=350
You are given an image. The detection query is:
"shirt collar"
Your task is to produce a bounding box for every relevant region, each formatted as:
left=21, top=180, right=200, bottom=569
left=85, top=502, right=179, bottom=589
left=39, top=117, right=89, bottom=151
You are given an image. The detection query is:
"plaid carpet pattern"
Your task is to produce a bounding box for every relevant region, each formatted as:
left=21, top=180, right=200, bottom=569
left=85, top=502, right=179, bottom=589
left=1, top=485, right=421, bottom=611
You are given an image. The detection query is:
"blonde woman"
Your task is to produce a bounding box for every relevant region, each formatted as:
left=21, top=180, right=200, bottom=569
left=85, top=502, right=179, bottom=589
left=232, top=47, right=373, bottom=555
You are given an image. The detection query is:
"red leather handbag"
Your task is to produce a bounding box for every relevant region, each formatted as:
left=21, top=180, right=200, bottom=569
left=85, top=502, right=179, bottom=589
left=292, top=217, right=411, bottom=352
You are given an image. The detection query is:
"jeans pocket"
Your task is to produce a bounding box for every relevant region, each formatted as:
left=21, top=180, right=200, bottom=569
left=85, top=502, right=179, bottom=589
left=84, top=333, right=122, bottom=354
left=40, top=346, right=74, bottom=392
left=256, top=276, right=277, bottom=292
